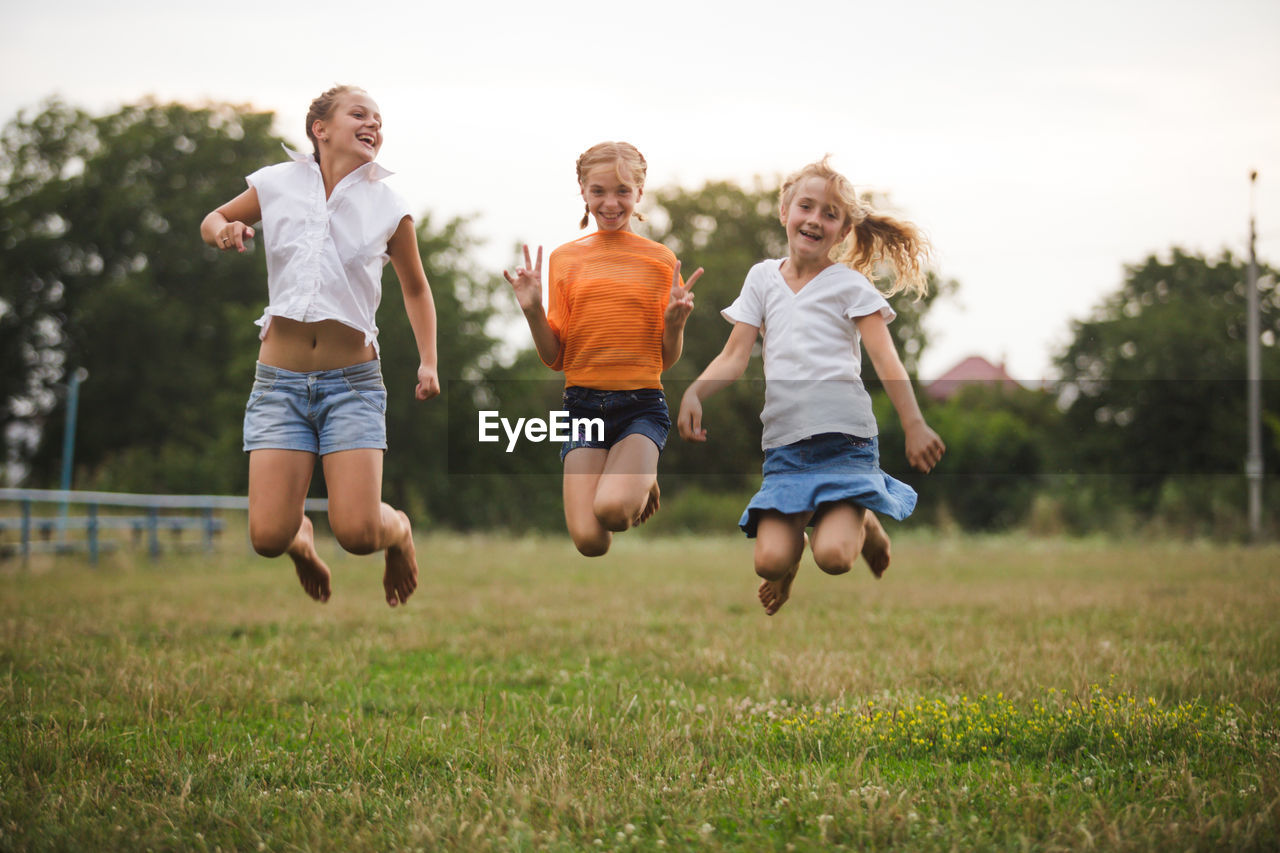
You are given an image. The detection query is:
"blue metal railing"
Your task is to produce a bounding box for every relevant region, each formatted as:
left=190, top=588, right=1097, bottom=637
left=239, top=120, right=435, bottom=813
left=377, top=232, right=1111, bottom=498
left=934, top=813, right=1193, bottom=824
left=0, top=489, right=328, bottom=564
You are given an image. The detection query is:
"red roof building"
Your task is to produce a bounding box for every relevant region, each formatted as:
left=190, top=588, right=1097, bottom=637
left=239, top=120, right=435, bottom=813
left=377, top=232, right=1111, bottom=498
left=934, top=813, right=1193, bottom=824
left=923, top=355, right=1021, bottom=401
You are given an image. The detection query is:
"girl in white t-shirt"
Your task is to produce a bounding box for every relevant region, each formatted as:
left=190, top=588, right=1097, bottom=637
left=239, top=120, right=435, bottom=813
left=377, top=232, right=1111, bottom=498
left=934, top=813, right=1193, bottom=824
left=677, top=157, right=945, bottom=615
left=200, top=85, right=439, bottom=608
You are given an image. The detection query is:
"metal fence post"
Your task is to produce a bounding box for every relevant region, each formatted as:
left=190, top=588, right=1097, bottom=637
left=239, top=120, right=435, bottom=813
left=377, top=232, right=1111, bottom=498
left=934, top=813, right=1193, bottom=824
left=87, top=503, right=99, bottom=566
left=147, top=507, right=160, bottom=561
left=21, top=500, right=31, bottom=564
left=202, top=507, right=215, bottom=553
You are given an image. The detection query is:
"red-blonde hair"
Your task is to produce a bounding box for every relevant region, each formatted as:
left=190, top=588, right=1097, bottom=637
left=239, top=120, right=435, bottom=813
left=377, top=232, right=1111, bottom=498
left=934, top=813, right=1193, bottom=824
left=575, top=141, right=648, bottom=229
left=780, top=156, right=931, bottom=299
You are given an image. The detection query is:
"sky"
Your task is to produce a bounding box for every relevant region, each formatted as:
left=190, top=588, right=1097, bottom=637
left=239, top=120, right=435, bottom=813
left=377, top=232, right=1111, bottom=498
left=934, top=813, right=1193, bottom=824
left=3, top=0, right=1278, bottom=382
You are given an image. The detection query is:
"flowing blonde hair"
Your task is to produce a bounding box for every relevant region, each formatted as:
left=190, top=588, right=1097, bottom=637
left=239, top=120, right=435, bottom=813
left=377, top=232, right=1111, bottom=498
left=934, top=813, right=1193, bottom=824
left=575, top=141, right=648, bottom=229
left=304, top=84, right=367, bottom=164
left=780, top=156, right=931, bottom=299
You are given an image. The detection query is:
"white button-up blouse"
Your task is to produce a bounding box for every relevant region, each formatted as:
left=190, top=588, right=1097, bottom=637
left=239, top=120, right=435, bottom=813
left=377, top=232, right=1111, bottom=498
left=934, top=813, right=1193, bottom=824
left=246, top=145, right=412, bottom=355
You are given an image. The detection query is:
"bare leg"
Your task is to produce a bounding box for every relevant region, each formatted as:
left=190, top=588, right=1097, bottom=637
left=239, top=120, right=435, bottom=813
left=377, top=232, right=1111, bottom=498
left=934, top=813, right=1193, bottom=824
left=594, top=434, right=661, bottom=530
left=753, top=510, right=810, bottom=615
left=248, top=449, right=332, bottom=602
left=810, top=502, right=867, bottom=576
left=860, top=510, right=892, bottom=578
left=322, top=449, right=418, bottom=607
left=563, top=448, right=611, bottom=556
left=563, top=435, right=662, bottom=556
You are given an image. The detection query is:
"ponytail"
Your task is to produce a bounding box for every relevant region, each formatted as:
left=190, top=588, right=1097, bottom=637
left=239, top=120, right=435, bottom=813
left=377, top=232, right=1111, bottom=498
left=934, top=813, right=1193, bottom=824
left=843, top=212, right=930, bottom=300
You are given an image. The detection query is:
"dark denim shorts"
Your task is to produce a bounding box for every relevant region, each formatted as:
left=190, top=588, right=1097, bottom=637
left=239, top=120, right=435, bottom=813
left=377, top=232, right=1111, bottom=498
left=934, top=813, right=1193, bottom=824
left=560, top=386, right=671, bottom=461
left=243, top=359, right=387, bottom=455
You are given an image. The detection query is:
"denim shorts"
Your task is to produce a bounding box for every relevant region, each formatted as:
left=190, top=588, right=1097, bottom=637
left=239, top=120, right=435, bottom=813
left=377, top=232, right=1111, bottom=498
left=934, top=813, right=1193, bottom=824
left=739, top=433, right=918, bottom=537
left=559, top=386, right=672, bottom=461
left=243, top=359, right=387, bottom=455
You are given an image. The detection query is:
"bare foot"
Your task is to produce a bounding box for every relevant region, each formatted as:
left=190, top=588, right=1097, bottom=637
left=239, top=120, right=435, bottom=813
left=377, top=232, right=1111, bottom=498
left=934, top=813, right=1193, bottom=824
left=383, top=510, right=419, bottom=608
left=636, top=480, right=661, bottom=525
left=290, top=516, right=332, bottom=603
left=861, top=511, right=891, bottom=578
left=758, top=560, right=800, bottom=616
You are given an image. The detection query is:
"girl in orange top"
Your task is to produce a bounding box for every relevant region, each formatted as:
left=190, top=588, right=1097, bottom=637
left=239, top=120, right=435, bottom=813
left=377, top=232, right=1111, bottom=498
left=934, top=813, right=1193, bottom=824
left=505, top=142, right=702, bottom=556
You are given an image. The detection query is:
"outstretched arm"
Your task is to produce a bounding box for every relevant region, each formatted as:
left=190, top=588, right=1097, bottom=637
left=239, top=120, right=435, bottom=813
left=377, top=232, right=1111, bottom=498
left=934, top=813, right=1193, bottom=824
left=662, top=261, right=703, bottom=369
left=503, top=244, right=562, bottom=369
left=856, top=312, right=944, bottom=472
left=388, top=216, right=440, bottom=401
left=200, top=188, right=260, bottom=252
left=677, top=321, right=759, bottom=442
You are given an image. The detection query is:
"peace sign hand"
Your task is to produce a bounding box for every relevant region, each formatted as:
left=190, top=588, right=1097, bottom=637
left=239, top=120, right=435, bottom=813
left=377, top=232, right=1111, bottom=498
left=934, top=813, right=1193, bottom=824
left=664, top=260, right=702, bottom=329
left=503, top=244, right=544, bottom=313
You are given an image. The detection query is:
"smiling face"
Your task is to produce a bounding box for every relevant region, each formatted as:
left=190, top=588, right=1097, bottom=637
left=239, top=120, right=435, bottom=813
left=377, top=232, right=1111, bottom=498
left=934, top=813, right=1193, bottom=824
left=780, top=176, right=852, bottom=264
left=580, top=161, right=641, bottom=232
left=313, top=91, right=383, bottom=165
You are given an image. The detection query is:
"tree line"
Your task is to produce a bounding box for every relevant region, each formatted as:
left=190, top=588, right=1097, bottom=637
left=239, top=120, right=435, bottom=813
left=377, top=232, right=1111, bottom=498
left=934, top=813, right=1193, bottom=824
left=2, top=99, right=1277, bottom=537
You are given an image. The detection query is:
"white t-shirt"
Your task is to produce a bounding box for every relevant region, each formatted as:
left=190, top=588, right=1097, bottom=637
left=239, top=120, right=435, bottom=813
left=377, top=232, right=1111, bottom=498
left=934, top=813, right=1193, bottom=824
left=246, top=145, right=412, bottom=355
left=722, top=259, right=895, bottom=449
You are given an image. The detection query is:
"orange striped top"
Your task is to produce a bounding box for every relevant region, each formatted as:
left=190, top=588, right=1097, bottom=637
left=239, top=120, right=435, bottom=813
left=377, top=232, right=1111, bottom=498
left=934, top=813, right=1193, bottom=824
left=545, top=230, right=679, bottom=390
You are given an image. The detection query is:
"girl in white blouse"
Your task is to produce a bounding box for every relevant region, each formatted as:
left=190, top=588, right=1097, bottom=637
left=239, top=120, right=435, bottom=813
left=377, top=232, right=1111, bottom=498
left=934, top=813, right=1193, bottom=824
left=201, top=85, right=438, bottom=608
left=677, top=157, right=945, bottom=615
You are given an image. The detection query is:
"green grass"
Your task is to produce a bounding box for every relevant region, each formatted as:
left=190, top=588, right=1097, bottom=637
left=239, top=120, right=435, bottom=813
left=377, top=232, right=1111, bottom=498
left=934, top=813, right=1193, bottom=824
left=2, top=531, right=1279, bottom=851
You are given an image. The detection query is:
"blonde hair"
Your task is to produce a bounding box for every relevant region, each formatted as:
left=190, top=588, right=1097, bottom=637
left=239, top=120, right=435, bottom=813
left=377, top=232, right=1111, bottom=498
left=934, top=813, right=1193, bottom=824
left=780, top=156, right=931, bottom=299
left=304, top=84, right=367, bottom=163
left=576, top=141, right=648, bottom=229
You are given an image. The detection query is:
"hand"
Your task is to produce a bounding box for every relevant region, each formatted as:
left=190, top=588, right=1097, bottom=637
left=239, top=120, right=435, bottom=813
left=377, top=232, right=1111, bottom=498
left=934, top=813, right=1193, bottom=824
left=416, top=363, right=440, bottom=401
left=664, top=261, right=702, bottom=328
left=905, top=423, right=945, bottom=473
left=677, top=388, right=707, bottom=442
left=215, top=221, right=255, bottom=253
left=503, top=244, right=544, bottom=312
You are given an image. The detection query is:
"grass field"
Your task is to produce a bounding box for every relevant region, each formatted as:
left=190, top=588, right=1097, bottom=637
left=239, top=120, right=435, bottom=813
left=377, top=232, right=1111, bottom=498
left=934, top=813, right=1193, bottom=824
left=2, top=529, right=1279, bottom=851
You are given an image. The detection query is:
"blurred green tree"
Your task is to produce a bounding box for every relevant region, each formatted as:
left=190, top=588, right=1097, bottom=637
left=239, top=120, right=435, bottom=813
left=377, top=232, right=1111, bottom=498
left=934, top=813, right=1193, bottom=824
left=1, top=98, right=281, bottom=490
left=0, top=100, right=96, bottom=462
left=1054, top=249, right=1280, bottom=511
left=642, top=179, right=779, bottom=490
left=877, top=384, right=1057, bottom=530
left=376, top=217, right=567, bottom=532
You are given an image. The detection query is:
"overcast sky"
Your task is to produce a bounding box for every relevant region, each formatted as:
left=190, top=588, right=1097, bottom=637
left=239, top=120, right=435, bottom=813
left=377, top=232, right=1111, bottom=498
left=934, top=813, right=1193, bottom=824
left=4, top=0, right=1278, bottom=381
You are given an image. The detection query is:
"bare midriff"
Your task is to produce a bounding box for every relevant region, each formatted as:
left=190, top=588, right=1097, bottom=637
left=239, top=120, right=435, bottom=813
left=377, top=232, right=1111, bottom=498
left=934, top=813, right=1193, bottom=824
left=258, top=316, right=376, bottom=372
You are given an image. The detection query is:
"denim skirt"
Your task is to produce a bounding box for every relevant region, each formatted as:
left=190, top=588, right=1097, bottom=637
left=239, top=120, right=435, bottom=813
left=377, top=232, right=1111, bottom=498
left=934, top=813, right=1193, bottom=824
left=739, top=432, right=917, bottom=537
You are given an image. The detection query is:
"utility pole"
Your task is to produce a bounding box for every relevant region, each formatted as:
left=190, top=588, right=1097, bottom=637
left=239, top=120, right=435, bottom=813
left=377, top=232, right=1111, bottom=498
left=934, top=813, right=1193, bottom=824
left=1245, top=171, right=1262, bottom=541
left=58, top=367, right=89, bottom=540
